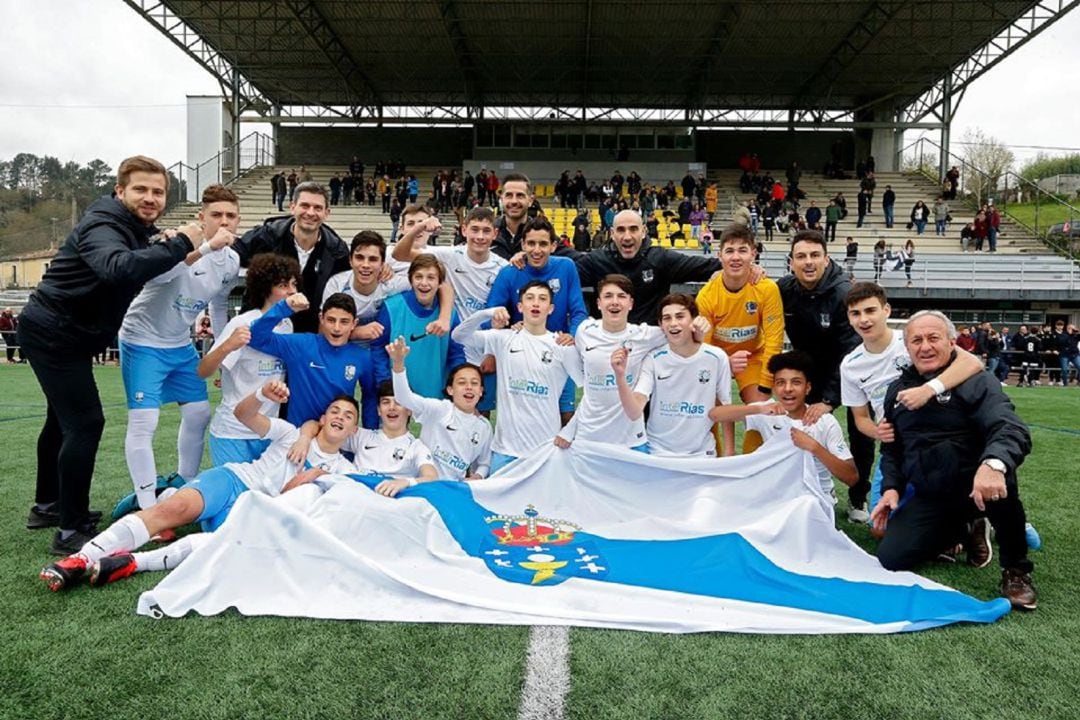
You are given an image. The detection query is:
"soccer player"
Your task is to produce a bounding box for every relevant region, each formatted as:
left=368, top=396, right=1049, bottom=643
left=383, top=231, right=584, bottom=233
left=19, top=156, right=203, bottom=554
left=118, top=184, right=242, bottom=511
left=612, top=293, right=780, bottom=456
left=371, top=255, right=466, bottom=399
left=321, top=230, right=452, bottom=342
left=39, top=381, right=359, bottom=591
left=391, top=206, right=508, bottom=413
left=557, top=275, right=708, bottom=451
left=249, top=291, right=384, bottom=430
left=198, top=253, right=302, bottom=465
left=486, top=216, right=587, bottom=422
left=696, top=223, right=785, bottom=405
left=744, top=352, right=858, bottom=506
left=289, top=380, right=439, bottom=498
left=840, top=282, right=983, bottom=529
left=386, top=337, right=493, bottom=479
left=452, top=281, right=584, bottom=473
left=387, top=203, right=437, bottom=276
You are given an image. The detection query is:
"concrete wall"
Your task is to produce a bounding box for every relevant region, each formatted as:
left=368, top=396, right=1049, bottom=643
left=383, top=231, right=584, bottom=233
left=278, top=127, right=473, bottom=166
left=696, top=130, right=855, bottom=172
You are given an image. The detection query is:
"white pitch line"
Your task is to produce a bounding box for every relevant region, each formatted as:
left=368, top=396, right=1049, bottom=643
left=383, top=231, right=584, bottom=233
left=516, top=624, right=572, bottom=720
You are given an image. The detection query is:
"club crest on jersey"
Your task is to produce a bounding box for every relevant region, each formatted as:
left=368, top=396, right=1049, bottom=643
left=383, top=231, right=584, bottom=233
left=486, top=274, right=496, bottom=287
left=134, top=391, right=145, bottom=403
left=894, top=356, right=909, bottom=370
left=540, top=349, right=553, bottom=364
left=470, top=432, right=481, bottom=445
left=641, top=269, right=654, bottom=283
left=481, top=505, right=608, bottom=586
left=819, top=313, right=831, bottom=328
left=935, top=391, right=952, bottom=405
left=698, top=369, right=711, bottom=383
left=547, top=278, right=561, bottom=294
left=745, top=301, right=758, bottom=315
left=344, top=364, right=356, bottom=381
left=393, top=447, right=406, bottom=460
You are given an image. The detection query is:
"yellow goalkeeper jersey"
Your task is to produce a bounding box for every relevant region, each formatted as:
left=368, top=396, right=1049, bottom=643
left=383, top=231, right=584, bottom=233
left=695, top=275, right=786, bottom=388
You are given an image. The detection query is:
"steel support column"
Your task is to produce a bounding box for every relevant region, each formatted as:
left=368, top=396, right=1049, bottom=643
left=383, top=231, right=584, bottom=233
left=939, top=73, right=952, bottom=184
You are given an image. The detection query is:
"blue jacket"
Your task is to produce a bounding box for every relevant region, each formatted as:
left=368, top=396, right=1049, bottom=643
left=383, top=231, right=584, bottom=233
left=250, top=298, right=384, bottom=429
left=485, top=256, right=588, bottom=335
left=373, top=291, right=465, bottom=398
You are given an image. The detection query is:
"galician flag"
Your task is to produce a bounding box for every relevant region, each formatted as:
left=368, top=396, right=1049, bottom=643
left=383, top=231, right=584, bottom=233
left=138, top=436, right=1010, bottom=634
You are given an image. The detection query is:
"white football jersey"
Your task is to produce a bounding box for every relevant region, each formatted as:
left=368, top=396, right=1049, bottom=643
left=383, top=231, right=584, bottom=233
left=635, top=344, right=732, bottom=456
left=225, top=419, right=356, bottom=496
left=562, top=319, right=666, bottom=447
left=345, top=429, right=435, bottom=477
left=429, top=246, right=508, bottom=364
left=454, top=308, right=582, bottom=457
left=121, top=248, right=241, bottom=347
left=745, top=408, right=852, bottom=499
left=391, top=369, right=493, bottom=479
left=322, top=270, right=410, bottom=323
left=208, top=308, right=291, bottom=439
left=840, top=330, right=911, bottom=420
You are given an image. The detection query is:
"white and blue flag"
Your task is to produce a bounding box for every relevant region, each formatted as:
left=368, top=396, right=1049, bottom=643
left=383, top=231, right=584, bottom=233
left=138, top=435, right=1009, bottom=634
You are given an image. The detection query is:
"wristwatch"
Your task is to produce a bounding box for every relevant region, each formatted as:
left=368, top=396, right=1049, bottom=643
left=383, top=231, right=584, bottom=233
left=982, top=458, right=1007, bottom=474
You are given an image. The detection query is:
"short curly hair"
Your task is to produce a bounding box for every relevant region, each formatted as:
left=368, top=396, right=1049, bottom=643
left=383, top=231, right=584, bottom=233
left=242, top=253, right=302, bottom=310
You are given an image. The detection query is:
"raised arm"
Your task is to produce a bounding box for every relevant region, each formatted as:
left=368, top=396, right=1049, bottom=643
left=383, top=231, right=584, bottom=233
left=613, top=348, right=649, bottom=421
left=451, top=307, right=505, bottom=353
left=234, top=380, right=290, bottom=438
left=391, top=216, right=441, bottom=263
left=895, top=347, right=985, bottom=410
left=249, top=294, right=306, bottom=357
left=197, top=322, right=250, bottom=378
left=79, top=222, right=196, bottom=286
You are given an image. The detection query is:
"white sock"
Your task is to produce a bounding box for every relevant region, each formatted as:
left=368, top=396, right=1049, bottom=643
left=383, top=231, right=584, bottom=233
left=79, top=515, right=151, bottom=564
left=177, top=401, right=211, bottom=480
left=125, top=407, right=160, bottom=509
left=131, top=533, right=208, bottom=572
left=157, top=487, right=178, bottom=503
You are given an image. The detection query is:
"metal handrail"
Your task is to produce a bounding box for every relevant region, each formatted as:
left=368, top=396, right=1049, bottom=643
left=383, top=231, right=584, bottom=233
left=900, top=136, right=1079, bottom=260
left=165, top=132, right=276, bottom=210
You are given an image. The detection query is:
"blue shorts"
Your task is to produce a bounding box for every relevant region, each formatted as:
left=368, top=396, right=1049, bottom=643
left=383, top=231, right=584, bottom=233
left=188, top=466, right=249, bottom=532
left=490, top=452, right=518, bottom=474
left=630, top=443, right=651, bottom=454
left=477, top=372, right=497, bottom=413
left=559, top=378, right=576, bottom=414
left=869, top=457, right=914, bottom=524
left=208, top=435, right=271, bottom=466
left=120, top=341, right=208, bottom=409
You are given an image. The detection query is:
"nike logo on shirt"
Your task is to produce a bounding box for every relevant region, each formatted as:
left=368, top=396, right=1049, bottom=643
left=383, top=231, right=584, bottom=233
left=193, top=270, right=207, bottom=276
left=363, top=445, right=378, bottom=450
left=410, top=332, right=427, bottom=342
left=310, top=362, right=326, bottom=369
left=509, top=348, right=524, bottom=353
left=859, top=375, right=872, bottom=383
left=657, top=373, right=674, bottom=380
left=585, top=345, right=599, bottom=352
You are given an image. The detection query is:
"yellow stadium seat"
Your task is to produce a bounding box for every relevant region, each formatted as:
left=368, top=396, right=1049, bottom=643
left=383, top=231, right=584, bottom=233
left=674, top=238, right=686, bottom=248
left=687, top=237, right=700, bottom=249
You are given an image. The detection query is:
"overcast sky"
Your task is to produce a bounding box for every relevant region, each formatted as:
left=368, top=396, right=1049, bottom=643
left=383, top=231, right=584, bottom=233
left=2, top=0, right=1078, bottom=173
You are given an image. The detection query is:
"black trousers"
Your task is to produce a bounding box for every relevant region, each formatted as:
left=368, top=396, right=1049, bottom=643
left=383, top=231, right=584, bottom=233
left=18, top=329, right=105, bottom=531
left=877, top=485, right=1032, bottom=573
left=846, top=407, right=874, bottom=507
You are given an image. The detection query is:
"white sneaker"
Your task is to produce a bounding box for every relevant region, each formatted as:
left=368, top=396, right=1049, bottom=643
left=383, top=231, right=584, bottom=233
left=847, top=503, right=870, bottom=523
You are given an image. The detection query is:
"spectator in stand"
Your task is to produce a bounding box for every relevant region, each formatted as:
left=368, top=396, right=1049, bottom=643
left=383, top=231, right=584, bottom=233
left=611, top=170, right=625, bottom=198
left=901, top=239, right=916, bottom=287
left=844, top=237, right=858, bottom=280
left=805, top=200, right=822, bottom=230
left=873, top=239, right=886, bottom=281
left=688, top=202, right=707, bottom=243
left=882, top=185, right=896, bottom=228
left=833, top=191, right=848, bottom=219
left=933, top=196, right=949, bottom=236
left=0, top=308, right=19, bottom=363
left=475, top=169, right=488, bottom=206
left=677, top=194, right=693, bottom=227
left=485, top=172, right=500, bottom=208
left=822, top=200, right=840, bottom=243
left=973, top=211, right=988, bottom=251
left=771, top=179, right=785, bottom=205
left=270, top=172, right=281, bottom=209
left=287, top=169, right=298, bottom=201
left=748, top=201, right=760, bottom=236
left=349, top=156, right=363, bottom=177
left=379, top=176, right=391, bottom=213
left=956, top=326, right=977, bottom=353
left=1057, top=322, right=1080, bottom=385
left=408, top=175, right=419, bottom=204
left=988, top=205, right=1002, bottom=252
left=389, top=198, right=402, bottom=245
left=732, top=202, right=751, bottom=228
left=299, top=165, right=313, bottom=183
left=762, top=204, right=776, bottom=242
left=1040, top=324, right=1060, bottom=385
left=786, top=162, right=802, bottom=193
left=860, top=171, right=877, bottom=212
left=463, top=171, right=475, bottom=206
left=327, top=174, right=341, bottom=206
left=986, top=328, right=1007, bottom=384
left=857, top=188, right=870, bottom=228
left=573, top=209, right=592, bottom=253
left=273, top=172, right=287, bottom=212
left=910, top=200, right=930, bottom=235
left=574, top=170, right=588, bottom=208
left=680, top=171, right=696, bottom=204
left=341, top=173, right=354, bottom=207
left=944, top=166, right=960, bottom=200
left=704, top=182, right=718, bottom=222
left=1012, top=325, right=1041, bottom=387
left=960, top=220, right=977, bottom=252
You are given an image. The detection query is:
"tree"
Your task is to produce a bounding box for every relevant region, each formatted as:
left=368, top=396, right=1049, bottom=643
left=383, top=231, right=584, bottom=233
left=960, top=129, right=1014, bottom=206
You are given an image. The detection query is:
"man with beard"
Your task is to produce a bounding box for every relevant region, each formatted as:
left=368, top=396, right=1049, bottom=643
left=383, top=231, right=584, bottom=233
left=18, top=156, right=202, bottom=554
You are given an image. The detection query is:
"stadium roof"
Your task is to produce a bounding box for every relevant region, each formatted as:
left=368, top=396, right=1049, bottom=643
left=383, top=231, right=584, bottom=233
left=127, top=0, right=1078, bottom=125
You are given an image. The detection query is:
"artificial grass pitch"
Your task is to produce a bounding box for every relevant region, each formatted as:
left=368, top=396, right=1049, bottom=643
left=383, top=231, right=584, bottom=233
left=0, top=365, right=1076, bottom=720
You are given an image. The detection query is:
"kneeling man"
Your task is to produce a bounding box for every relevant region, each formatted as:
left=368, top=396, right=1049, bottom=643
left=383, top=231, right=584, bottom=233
left=871, top=311, right=1036, bottom=610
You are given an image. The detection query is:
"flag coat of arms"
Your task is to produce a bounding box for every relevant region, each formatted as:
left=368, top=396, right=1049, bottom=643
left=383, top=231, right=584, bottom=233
left=138, top=437, right=1009, bottom=634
